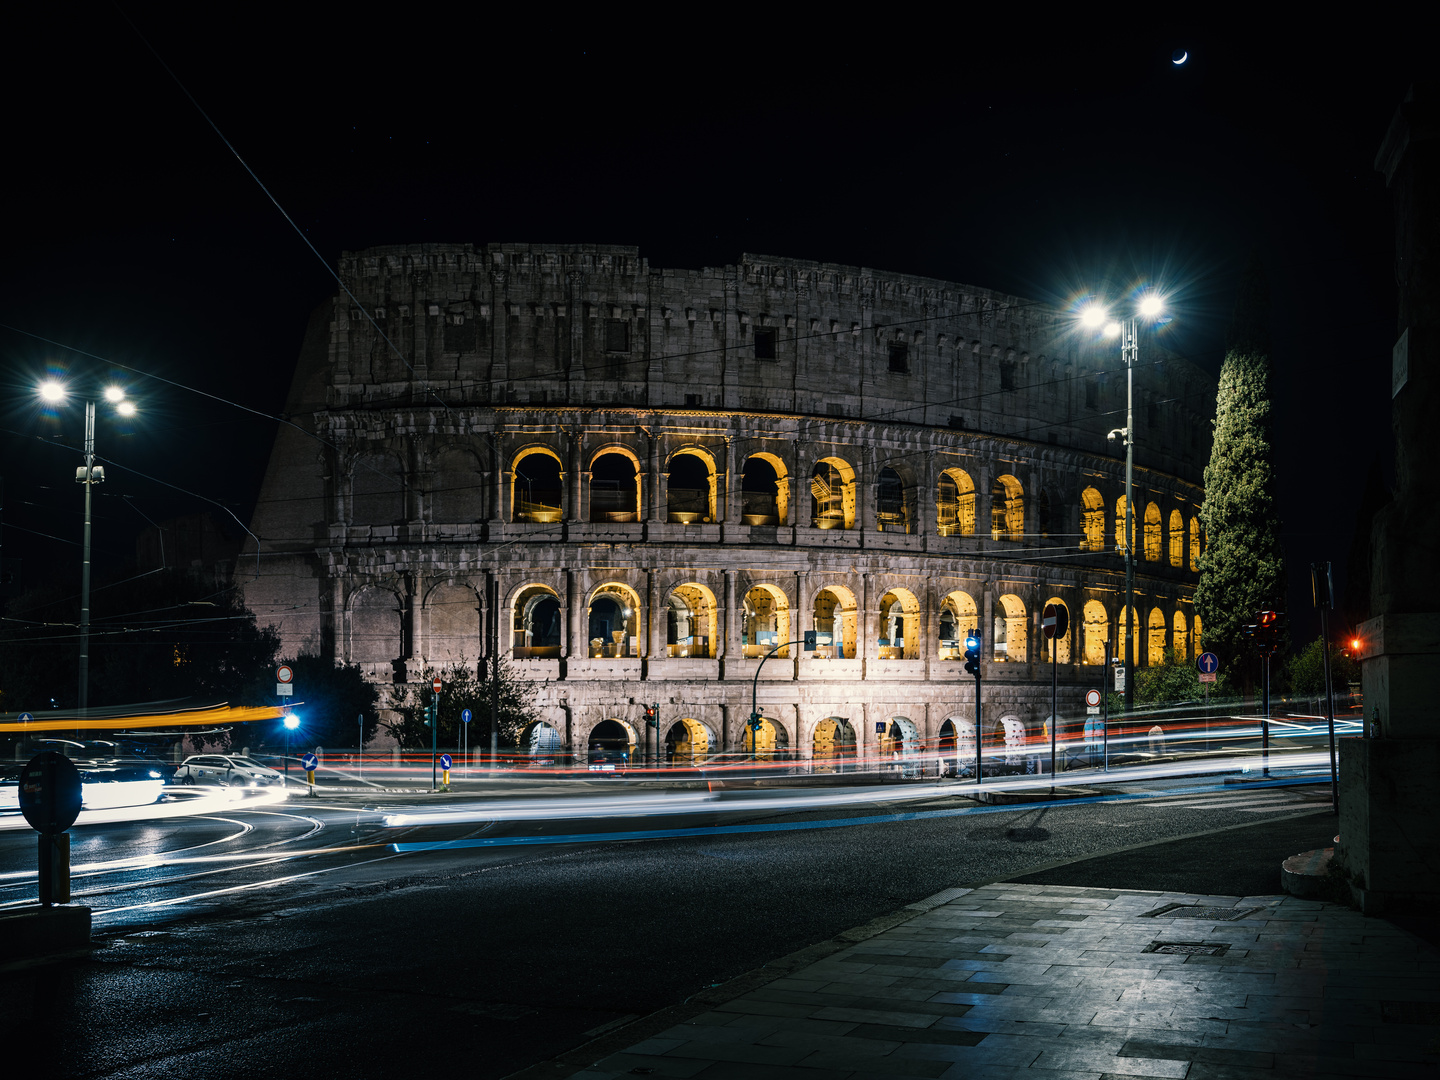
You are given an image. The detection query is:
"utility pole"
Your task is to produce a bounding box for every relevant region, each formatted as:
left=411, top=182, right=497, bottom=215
left=1122, top=316, right=1137, bottom=715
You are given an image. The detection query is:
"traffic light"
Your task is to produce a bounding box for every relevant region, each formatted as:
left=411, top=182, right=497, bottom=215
left=1256, top=610, right=1281, bottom=656
left=423, top=700, right=436, bottom=727
left=748, top=711, right=763, bottom=731
left=644, top=703, right=658, bottom=728
left=964, top=629, right=982, bottom=677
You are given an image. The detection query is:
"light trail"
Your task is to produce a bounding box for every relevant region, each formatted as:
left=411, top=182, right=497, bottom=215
left=0, top=785, right=291, bottom=832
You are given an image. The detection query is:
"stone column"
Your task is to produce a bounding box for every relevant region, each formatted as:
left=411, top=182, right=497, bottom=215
left=648, top=429, right=664, bottom=524
left=569, top=572, right=587, bottom=659
left=724, top=435, right=738, bottom=523
left=723, top=569, right=740, bottom=660
left=794, top=439, right=812, bottom=528
left=645, top=569, right=660, bottom=659
left=916, top=450, right=936, bottom=539
left=861, top=572, right=876, bottom=665
left=567, top=430, right=583, bottom=523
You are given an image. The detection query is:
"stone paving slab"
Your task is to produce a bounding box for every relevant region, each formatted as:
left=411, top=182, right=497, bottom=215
left=572, top=883, right=1440, bottom=1079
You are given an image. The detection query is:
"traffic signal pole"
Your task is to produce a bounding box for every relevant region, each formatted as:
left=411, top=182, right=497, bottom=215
left=965, top=629, right=982, bottom=784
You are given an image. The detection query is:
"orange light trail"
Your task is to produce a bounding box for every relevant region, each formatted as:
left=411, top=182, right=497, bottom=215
left=0, top=704, right=291, bottom=733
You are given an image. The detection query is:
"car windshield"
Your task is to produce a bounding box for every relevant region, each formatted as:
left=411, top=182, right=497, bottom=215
left=231, top=758, right=268, bottom=770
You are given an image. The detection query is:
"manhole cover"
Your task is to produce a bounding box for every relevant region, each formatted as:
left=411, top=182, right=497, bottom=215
left=1143, top=941, right=1230, bottom=956
left=1142, top=904, right=1263, bottom=921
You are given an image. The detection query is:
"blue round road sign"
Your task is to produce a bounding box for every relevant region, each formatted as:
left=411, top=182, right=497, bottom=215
left=17, top=712, right=34, bottom=724
left=301, top=753, right=318, bottom=771
left=461, top=709, right=472, bottom=724
left=1197, top=651, right=1220, bottom=674
left=440, top=754, right=453, bottom=770
left=19, top=752, right=83, bottom=833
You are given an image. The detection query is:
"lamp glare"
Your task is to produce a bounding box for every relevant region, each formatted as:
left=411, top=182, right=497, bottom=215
left=39, top=380, right=67, bottom=403
left=1103, top=322, right=1122, bottom=338
left=104, top=386, right=126, bottom=403
left=116, top=400, right=137, bottom=417
left=284, top=714, right=301, bottom=730
left=1080, top=305, right=1106, bottom=328
left=1139, top=295, right=1163, bottom=317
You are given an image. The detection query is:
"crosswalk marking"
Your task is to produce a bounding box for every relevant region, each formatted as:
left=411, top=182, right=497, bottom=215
left=1100, top=787, right=1324, bottom=813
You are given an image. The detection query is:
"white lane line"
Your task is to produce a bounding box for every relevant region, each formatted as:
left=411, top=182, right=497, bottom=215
left=0, top=815, right=256, bottom=884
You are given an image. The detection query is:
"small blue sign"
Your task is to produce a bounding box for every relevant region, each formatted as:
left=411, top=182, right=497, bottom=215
left=1197, top=651, right=1220, bottom=674
left=301, top=753, right=318, bottom=771
left=461, top=709, right=472, bottom=725
left=17, top=712, right=34, bottom=724
left=440, top=754, right=453, bottom=770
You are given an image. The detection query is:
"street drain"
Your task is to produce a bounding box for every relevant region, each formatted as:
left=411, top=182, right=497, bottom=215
left=1142, top=904, right=1263, bottom=921
left=1143, top=941, right=1230, bottom=956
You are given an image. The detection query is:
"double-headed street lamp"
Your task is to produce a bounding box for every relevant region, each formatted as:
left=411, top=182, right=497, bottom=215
left=1079, top=294, right=1164, bottom=714
left=37, top=379, right=138, bottom=713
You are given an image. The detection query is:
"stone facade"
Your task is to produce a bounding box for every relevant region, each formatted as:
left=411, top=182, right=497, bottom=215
left=242, top=243, right=1212, bottom=761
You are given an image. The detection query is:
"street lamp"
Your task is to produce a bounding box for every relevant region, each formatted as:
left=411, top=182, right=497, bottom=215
left=1079, top=293, right=1166, bottom=713
left=283, top=712, right=301, bottom=779
left=37, top=379, right=138, bottom=714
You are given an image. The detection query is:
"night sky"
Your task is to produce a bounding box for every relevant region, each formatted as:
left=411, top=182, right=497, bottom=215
left=0, top=12, right=1419, bottom=645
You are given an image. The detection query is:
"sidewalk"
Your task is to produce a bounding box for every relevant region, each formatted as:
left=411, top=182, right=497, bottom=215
left=576, top=883, right=1440, bottom=1079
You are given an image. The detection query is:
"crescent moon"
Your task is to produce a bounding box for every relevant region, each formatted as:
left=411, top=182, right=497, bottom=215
left=1172, top=50, right=1188, bottom=65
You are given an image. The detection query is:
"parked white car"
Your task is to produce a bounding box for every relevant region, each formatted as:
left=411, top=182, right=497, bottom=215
left=173, top=755, right=284, bottom=788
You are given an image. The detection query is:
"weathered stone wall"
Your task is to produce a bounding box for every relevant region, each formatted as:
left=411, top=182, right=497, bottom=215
left=242, top=243, right=1212, bottom=759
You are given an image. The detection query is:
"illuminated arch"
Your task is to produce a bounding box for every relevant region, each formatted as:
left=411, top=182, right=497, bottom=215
left=743, top=715, right=789, bottom=757
left=1082, top=599, right=1109, bottom=665
left=1173, top=609, right=1189, bottom=660
left=511, top=583, right=562, bottom=658
left=1080, top=486, right=1105, bottom=551
left=1189, top=517, right=1201, bottom=571
left=588, top=718, right=637, bottom=764
left=876, top=466, right=911, bottom=533
left=1041, top=596, right=1071, bottom=664
left=1194, top=613, right=1204, bottom=652
left=938, top=590, right=978, bottom=660
left=665, top=582, right=717, bottom=658
left=1144, top=503, right=1162, bottom=562
left=740, top=452, right=789, bottom=525
left=991, top=475, right=1024, bottom=540
left=522, top=721, right=562, bottom=760
left=667, top=447, right=718, bottom=523
left=1148, top=606, right=1167, bottom=666
left=809, top=456, right=856, bottom=529
left=589, top=447, right=641, bottom=523
left=1115, top=496, right=1134, bottom=553
left=1116, top=604, right=1141, bottom=669
left=512, top=446, right=564, bottom=523
left=877, top=587, right=921, bottom=659
left=812, top=716, right=857, bottom=771
left=742, top=582, right=791, bottom=657
left=587, top=582, right=643, bottom=658
left=665, top=717, right=715, bottom=764
left=937, top=467, right=976, bottom=536
left=1168, top=509, right=1184, bottom=567
left=994, top=593, right=1027, bottom=662
left=811, top=584, right=857, bottom=659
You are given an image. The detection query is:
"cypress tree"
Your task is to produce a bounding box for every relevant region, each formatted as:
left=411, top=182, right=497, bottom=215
left=1194, top=254, right=1288, bottom=687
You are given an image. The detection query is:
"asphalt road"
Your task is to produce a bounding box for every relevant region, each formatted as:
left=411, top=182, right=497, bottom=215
left=0, top=776, right=1338, bottom=1079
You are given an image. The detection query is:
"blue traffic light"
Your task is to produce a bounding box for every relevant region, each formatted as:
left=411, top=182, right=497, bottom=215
left=964, top=630, right=982, bottom=677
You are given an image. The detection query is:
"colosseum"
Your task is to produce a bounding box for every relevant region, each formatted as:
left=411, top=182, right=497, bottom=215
left=242, top=243, right=1214, bottom=769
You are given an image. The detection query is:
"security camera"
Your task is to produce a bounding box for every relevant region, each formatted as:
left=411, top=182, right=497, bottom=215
left=1107, top=428, right=1126, bottom=442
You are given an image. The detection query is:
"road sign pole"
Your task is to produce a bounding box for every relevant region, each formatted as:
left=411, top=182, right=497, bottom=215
left=1262, top=652, right=1271, bottom=778
left=358, top=714, right=364, bottom=780
left=1050, top=633, right=1058, bottom=794
left=1103, top=638, right=1111, bottom=772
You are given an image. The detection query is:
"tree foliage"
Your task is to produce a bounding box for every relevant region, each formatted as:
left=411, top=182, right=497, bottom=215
left=1107, top=649, right=1235, bottom=713
left=242, top=654, right=380, bottom=751
left=1194, top=255, right=1288, bottom=685
left=1286, top=637, right=1360, bottom=697
left=383, top=659, right=541, bottom=750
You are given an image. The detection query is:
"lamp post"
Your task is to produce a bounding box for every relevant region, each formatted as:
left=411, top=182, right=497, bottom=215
left=37, top=380, right=137, bottom=714
left=283, top=712, right=300, bottom=780
left=1080, top=294, right=1164, bottom=715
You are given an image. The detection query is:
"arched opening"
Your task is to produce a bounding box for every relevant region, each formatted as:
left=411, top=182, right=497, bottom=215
left=1173, top=610, right=1190, bottom=660
left=1080, top=486, right=1105, bottom=551
left=667, top=449, right=716, bottom=523
left=1168, top=509, right=1184, bottom=567
left=991, top=475, right=1024, bottom=540
left=740, top=453, right=787, bottom=525
left=883, top=716, right=921, bottom=776
left=877, top=588, right=920, bottom=659
left=665, top=717, right=714, bottom=764
left=1189, top=517, right=1201, bottom=571
left=1042, top=596, right=1071, bottom=664
left=938, top=590, right=978, bottom=660
left=1082, top=599, right=1109, bottom=665
left=812, top=716, right=856, bottom=772
left=351, top=451, right=405, bottom=525
left=1037, top=490, right=1052, bottom=538
left=939, top=718, right=975, bottom=775
left=590, top=450, right=640, bottom=522
left=1194, top=613, right=1204, bottom=651
left=993, top=593, right=1027, bottom=662
left=1144, top=503, right=1162, bottom=562
left=666, top=582, right=717, bottom=658
left=876, top=467, right=910, bottom=532
left=513, top=450, right=563, bottom=523
left=1115, top=496, right=1134, bottom=554
left=512, top=584, right=562, bottom=658
left=811, top=585, right=857, bottom=659
left=523, top=721, right=562, bottom=763
left=349, top=586, right=402, bottom=664
left=743, top=716, right=788, bottom=758
left=742, top=583, right=790, bottom=657
left=427, top=583, right=480, bottom=663
left=1148, top=607, right=1167, bottom=666
left=809, top=457, right=856, bottom=529
left=430, top=449, right=485, bottom=523
left=588, top=583, right=641, bottom=658
left=998, top=716, right=1028, bottom=767
left=937, top=468, right=976, bottom=536
left=588, top=719, right=635, bottom=768
left=1116, top=605, right=1140, bottom=669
